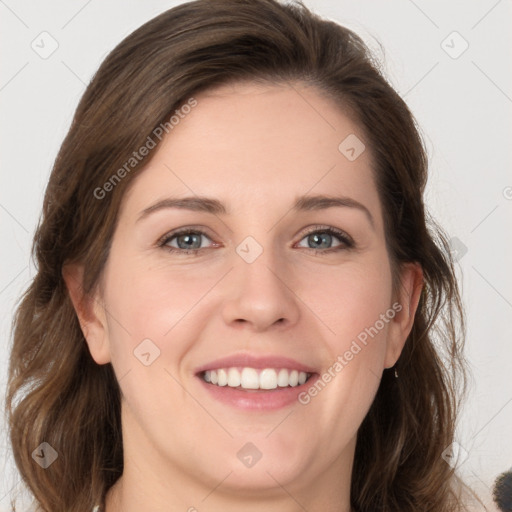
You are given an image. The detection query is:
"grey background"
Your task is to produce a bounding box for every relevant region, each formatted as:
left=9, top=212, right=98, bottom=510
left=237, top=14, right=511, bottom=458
left=1, top=1, right=511, bottom=510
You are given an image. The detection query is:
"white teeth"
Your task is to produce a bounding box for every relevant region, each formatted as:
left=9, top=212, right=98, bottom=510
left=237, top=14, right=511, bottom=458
left=241, top=368, right=260, bottom=389
left=227, top=367, right=240, bottom=387
left=277, top=368, right=289, bottom=387
left=259, top=369, right=277, bottom=390
left=202, top=367, right=310, bottom=390
left=217, top=368, right=228, bottom=386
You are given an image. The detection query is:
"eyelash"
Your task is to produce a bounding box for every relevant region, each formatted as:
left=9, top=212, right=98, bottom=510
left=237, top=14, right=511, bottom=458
left=157, top=225, right=355, bottom=256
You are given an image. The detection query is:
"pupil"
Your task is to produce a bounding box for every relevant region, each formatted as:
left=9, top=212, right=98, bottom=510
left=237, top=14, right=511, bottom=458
left=311, top=233, right=330, bottom=249
left=179, top=233, right=200, bottom=249
left=176, top=232, right=332, bottom=250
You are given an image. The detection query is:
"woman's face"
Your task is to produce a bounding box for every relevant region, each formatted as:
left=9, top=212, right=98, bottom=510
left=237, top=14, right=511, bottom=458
left=74, top=81, right=421, bottom=504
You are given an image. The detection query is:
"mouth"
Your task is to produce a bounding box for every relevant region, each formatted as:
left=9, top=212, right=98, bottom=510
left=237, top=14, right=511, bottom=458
left=194, top=353, right=320, bottom=412
left=200, top=367, right=314, bottom=391
left=194, top=354, right=319, bottom=410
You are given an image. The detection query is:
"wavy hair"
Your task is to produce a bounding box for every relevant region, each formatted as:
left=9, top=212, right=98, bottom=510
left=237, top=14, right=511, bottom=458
left=6, top=0, right=477, bottom=510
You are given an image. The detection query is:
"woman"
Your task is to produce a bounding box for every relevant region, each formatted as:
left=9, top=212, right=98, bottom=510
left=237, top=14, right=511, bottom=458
left=5, top=0, right=480, bottom=510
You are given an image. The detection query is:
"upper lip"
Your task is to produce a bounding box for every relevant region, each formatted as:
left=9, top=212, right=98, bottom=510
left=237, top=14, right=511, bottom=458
left=194, top=353, right=318, bottom=375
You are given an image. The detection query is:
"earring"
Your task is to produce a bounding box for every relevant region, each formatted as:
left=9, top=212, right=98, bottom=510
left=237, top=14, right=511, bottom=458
left=394, top=368, right=399, bottom=378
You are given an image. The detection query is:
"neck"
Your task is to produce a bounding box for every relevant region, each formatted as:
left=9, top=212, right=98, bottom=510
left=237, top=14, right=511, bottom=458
left=105, top=405, right=355, bottom=512
left=106, top=477, right=354, bottom=512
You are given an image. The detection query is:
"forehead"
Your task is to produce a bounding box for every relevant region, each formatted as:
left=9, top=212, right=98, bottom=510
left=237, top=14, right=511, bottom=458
left=120, top=81, right=382, bottom=225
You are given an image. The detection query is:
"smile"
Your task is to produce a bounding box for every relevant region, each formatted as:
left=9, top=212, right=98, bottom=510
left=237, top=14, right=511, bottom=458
left=202, top=367, right=312, bottom=390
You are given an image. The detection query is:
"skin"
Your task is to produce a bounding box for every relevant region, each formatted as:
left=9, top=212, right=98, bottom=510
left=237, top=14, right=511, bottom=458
left=64, top=81, right=423, bottom=512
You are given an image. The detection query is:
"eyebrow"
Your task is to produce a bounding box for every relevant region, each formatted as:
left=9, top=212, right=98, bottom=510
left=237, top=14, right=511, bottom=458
left=137, top=194, right=375, bottom=228
left=293, top=194, right=374, bottom=228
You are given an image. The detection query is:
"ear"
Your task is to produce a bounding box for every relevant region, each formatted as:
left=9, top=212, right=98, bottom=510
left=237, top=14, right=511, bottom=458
left=384, top=262, right=424, bottom=369
left=62, top=263, right=112, bottom=365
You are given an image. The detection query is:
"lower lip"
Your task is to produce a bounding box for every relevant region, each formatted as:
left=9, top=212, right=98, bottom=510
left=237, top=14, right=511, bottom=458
left=196, top=374, right=319, bottom=411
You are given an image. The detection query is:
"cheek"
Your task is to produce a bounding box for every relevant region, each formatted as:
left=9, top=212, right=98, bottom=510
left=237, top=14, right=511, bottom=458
left=103, top=255, right=216, bottom=343
left=100, top=254, right=227, bottom=409
left=299, top=252, right=392, bottom=411
left=103, top=241, right=393, bottom=364
left=302, top=252, right=393, bottom=350
left=299, top=272, right=392, bottom=458
left=100, top=260, right=206, bottom=429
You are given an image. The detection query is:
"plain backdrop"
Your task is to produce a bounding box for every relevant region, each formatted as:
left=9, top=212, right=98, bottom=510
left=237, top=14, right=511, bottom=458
left=1, top=1, right=511, bottom=510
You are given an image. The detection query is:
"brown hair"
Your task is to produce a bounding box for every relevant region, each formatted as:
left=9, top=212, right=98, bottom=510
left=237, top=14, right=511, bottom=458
left=5, top=0, right=478, bottom=510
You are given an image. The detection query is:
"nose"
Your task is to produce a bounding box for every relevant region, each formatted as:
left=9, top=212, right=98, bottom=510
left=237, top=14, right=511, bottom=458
left=221, top=248, right=301, bottom=333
